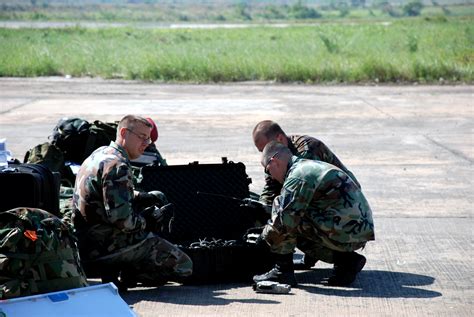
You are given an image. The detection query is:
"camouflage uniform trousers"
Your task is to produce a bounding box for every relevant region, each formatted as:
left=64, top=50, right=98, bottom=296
left=266, top=217, right=367, bottom=264
left=88, top=233, right=192, bottom=283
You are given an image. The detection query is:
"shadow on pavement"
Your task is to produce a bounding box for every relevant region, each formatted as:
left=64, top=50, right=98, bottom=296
left=122, top=282, right=285, bottom=306
left=296, top=269, right=442, bottom=298
left=121, top=268, right=440, bottom=306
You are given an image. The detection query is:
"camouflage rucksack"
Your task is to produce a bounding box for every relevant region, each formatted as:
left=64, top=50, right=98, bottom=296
left=0, top=207, right=88, bottom=299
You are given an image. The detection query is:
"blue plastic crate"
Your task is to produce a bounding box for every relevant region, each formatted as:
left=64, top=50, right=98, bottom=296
left=0, top=283, right=136, bottom=317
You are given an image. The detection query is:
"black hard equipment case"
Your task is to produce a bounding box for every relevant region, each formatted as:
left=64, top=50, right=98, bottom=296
left=137, top=159, right=254, bottom=244
left=0, top=163, right=61, bottom=216
left=137, top=159, right=273, bottom=283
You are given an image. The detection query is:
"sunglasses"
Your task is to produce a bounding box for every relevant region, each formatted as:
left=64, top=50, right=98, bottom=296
left=264, top=151, right=280, bottom=174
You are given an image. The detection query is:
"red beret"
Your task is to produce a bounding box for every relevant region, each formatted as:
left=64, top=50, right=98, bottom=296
left=146, top=117, right=159, bottom=142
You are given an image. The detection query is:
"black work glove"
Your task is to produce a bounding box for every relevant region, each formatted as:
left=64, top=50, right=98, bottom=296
left=141, top=203, right=175, bottom=234
left=243, top=226, right=268, bottom=248
left=141, top=205, right=161, bottom=232
left=157, top=203, right=175, bottom=237
left=133, top=190, right=168, bottom=212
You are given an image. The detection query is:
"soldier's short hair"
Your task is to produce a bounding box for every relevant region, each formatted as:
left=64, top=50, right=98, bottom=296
left=117, top=115, right=152, bottom=138
left=252, top=120, right=286, bottom=141
left=261, top=140, right=292, bottom=166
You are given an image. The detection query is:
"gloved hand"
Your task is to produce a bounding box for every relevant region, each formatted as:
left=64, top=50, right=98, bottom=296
left=141, top=205, right=162, bottom=232
left=243, top=226, right=267, bottom=248
left=133, top=190, right=168, bottom=212
left=141, top=203, right=175, bottom=234
left=156, top=203, right=175, bottom=237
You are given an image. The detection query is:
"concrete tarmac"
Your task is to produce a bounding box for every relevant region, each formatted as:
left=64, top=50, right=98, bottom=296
left=0, top=77, right=472, bottom=316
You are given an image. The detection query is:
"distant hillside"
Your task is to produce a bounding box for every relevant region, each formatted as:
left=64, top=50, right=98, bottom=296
left=0, top=0, right=473, bottom=6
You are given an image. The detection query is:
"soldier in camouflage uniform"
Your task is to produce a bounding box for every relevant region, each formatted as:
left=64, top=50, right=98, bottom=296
left=253, top=141, right=374, bottom=287
left=72, top=115, right=192, bottom=290
left=253, top=120, right=360, bottom=204
left=252, top=120, right=361, bottom=269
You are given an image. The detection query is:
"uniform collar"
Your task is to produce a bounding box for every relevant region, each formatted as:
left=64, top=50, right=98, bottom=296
left=285, top=156, right=300, bottom=178
left=110, top=141, right=130, bottom=162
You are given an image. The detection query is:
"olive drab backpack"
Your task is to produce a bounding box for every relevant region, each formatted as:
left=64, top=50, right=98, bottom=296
left=23, top=142, right=77, bottom=187
left=23, top=142, right=65, bottom=173
left=0, top=207, right=88, bottom=299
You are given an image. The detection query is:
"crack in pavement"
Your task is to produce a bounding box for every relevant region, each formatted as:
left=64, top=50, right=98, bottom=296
left=423, top=134, right=473, bottom=164
left=359, top=97, right=399, bottom=121
left=360, top=97, right=473, bottom=164
left=0, top=98, right=38, bottom=115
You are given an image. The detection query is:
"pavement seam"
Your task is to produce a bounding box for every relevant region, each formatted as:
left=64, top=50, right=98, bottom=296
left=423, top=134, right=473, bottom=164
left=358, top=97, right=398, bottom=122
left=0, top=98, right=39, bottom=115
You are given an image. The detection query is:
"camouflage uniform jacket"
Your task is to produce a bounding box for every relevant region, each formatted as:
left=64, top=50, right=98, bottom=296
left=259, top=135, right=361, bottom=206
left=262, top=157, right=374, bottom=254
left=72, top=141, right=148, bottom=260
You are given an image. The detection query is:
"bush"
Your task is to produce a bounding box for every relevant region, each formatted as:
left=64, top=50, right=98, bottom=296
left=289, top=1, right=322, bottom=19
left=339, top=5, right=350, bottom=18
left=403, top=1, right=424, bottom=17
left=262, top=5, right=286, bottom=20
left=235, top=3, right=252, bottom=21
left=377, top=1, right=401, bottom=17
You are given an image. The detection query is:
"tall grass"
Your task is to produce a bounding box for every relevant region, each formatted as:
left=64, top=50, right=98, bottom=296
left=0, top=17, right=472, bottom=83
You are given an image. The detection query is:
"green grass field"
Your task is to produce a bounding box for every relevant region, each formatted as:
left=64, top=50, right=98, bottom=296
left=0, top=17, right=472, bottom=83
